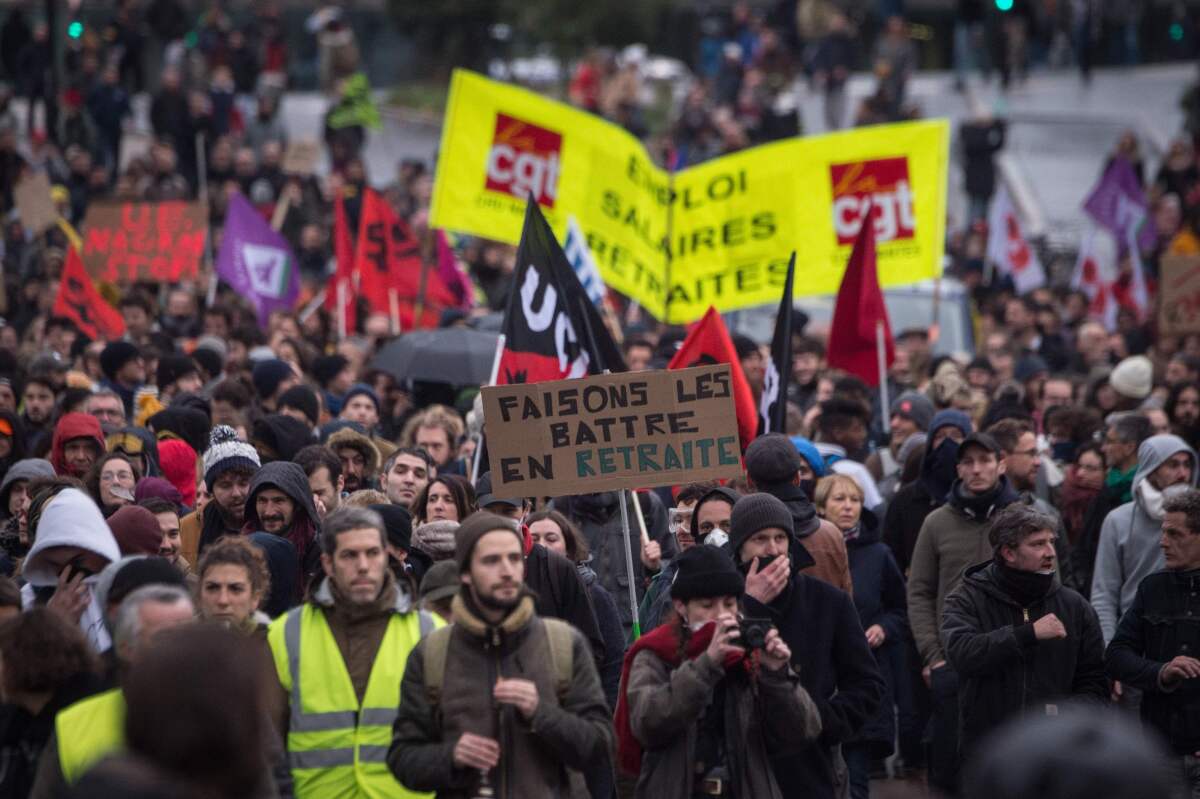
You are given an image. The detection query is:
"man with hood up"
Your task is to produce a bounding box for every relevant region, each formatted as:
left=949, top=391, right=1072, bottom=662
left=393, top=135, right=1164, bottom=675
left=243, top=461, right=323, bottom=607
left=907, top=431, right=1020, bottom=793
left=1092, top=433, right=1199, bottom=645
left=744, top=433, right=853, bottom=595
left=733, top=493, right=884, bottom=798
left=19, top=487, right=120, bottom=652
left=885, top=409, right=973, bottom=574
left=50, top=413, right=106, bottom=479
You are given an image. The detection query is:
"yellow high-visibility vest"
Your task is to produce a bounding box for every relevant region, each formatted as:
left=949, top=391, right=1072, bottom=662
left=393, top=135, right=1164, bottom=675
left=268, top=601, right=439, bottom=798
left=56, top=687, right=125, bottom=784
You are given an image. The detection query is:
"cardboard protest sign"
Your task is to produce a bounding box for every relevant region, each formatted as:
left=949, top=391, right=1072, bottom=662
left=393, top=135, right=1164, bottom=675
left=15, top=172, right=58, bottom=235
left=80, top=202, right=208, bottom=282
left=431, top=69, right=949, bottom=323
left=1160, top=254, right=1200, bottom=336
left=482, top=364, right=742, bottom=497
left=282, top=140, right=321, bottom=175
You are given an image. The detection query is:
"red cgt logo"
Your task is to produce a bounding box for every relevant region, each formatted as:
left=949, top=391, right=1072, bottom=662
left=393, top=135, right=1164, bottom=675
left=485, top=113, right=562, bottom=208
left=830, top=157, right=916, bottom=245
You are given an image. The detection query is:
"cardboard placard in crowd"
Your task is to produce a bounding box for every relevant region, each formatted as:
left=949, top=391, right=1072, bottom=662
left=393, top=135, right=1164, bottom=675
left=80, top=201, right=208, bottom=283
left=1160, top=254, right=1200, bottom=336
left=482, top=364, right=742, bottom=497
left=282, top=140, right=321, bottom=175
left=15, top=172, right=58, bottom=235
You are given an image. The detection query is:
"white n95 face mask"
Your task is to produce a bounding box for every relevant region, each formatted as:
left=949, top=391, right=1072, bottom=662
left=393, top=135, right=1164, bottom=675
left=705, top=530, right=730, bottom=549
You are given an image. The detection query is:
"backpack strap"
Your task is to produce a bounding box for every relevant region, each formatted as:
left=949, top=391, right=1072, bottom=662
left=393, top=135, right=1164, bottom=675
left=421, top=625, right=455, bottom=706
left=542, top=618, right=575, bottom=702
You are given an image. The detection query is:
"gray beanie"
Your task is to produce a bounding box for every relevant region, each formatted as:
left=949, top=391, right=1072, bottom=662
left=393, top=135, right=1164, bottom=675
left=729, top=493, right=794, bottom=556
left=412, top=519, right=462, bottom=563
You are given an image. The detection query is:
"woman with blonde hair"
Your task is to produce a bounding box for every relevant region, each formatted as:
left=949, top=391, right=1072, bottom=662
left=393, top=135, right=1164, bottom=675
left=815, top=473, right=908, bottom=799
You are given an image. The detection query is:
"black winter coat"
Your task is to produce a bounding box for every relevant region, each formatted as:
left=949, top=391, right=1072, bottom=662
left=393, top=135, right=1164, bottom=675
left=1105, top=568, right=1200, bottom=755
left=845, top=511, right=908, bottom=752
left=884, top=478, right=937, bottom=574
left=942, top=561, right=1108, bottom=760
left=744, top=571, right=885, bottom=799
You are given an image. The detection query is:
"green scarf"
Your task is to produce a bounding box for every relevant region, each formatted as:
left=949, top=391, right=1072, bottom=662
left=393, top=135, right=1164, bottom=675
left=1105, top=464, right=1138, bottom=504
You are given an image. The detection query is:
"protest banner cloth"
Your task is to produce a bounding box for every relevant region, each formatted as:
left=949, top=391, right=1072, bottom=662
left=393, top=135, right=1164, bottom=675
left=216, top=193, right=300, bottom=328
left=667, top=306, right=758, bottom=450
left=829, top=203, right=895, bottom=388
left=482, top=364, right=742, bottom=497
left=327, top=192, right=358, bottom=338
left=355, top=188, right=458, bottom=329
left=1084, top=156, right=1157, bottom=253
left=80, top=201, right=207, bottom=282
left=53, top=246, right=125, bottom=340
left=759, top=252, right=795, bottom=435
left=497, top=199, right=625, bottom=385
left=1159, top=254, right=1200, bottom=337
left=986, top=185, right=1046, bottom=295
left=15, top=172, right=58, bottom=235
left=430, top=69, right=949, bottom=323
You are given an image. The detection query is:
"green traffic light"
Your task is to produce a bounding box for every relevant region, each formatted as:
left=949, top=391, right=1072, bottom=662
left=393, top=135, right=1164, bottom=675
left=67, top=21, right=83, bottom=38
left=1170, top=23, right=1185, bottom=42
left=995, top=0, right=1013, bottom=10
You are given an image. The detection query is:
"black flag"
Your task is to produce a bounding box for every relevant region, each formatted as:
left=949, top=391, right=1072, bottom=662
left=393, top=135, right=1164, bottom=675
left=497, top=199, right=626, bottom=384
left=759, top=252, right=795, bottom=435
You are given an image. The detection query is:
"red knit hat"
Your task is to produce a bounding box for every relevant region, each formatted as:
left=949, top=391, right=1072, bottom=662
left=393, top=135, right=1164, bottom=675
left=157, top=439, right=198, bottom=508
left=108, top=505, right=164, bottom=556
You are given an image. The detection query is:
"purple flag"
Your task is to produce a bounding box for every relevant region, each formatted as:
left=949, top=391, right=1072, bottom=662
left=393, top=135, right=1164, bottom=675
left=1083, top=157, right=1157, bottom=253
left=216, top=193, right=300, bottom=328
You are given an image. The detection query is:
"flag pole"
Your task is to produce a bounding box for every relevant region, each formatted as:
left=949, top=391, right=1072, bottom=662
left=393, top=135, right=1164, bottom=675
left=337, top=280, right=347, bottom=341
left=469, top=333, right=506, bottom=486
left=877, top=320, right=891, bottom=435
left=388, top=288, right=400, bottom=336
left=618, top=489, right=642, bottom=640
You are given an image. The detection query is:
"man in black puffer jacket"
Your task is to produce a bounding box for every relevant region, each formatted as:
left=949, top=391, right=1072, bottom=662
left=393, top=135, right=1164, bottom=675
left=942, top=503, right=1107, bottom=767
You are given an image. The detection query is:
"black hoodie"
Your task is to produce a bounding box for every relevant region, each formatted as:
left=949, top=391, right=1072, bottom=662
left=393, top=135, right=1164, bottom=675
left=242, top=462, right=322, bottom=604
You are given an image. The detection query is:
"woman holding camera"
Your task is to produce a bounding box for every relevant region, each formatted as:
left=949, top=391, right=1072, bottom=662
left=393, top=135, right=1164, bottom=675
left=614, top=545, right=822, bottom=798
left=816, top=474, right=908, bottom=799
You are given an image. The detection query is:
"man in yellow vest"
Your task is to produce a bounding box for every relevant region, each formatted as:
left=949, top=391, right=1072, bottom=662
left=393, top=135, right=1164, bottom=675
left=267, top=505, right=439, bottom=798
left=29, top=584, right=195, bottom=798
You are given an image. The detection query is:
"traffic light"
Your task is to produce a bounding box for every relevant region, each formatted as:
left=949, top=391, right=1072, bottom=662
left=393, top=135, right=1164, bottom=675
left=67, top=20, right=83, bottom=39
left=995, top=0, right=1013, bottom=10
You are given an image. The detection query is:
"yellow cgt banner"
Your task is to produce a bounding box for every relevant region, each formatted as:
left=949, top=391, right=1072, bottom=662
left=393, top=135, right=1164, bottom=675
left=430, top=69, right=949, bottom=324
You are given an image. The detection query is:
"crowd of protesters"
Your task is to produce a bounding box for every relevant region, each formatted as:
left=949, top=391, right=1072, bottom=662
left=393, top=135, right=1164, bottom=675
left=2, top=2, right=1200, bottom=799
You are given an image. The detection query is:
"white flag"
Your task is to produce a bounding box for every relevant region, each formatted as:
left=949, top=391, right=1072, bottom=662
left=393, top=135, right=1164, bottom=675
left=1070, top=229, right=1117, bottom=330
left=987, top=185, right=1046, bottom=295
left=563, top=215, right=607, bottom=308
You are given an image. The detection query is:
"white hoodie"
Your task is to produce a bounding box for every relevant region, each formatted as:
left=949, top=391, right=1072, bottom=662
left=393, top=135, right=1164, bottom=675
left=20, top=488, right=121, bottom=652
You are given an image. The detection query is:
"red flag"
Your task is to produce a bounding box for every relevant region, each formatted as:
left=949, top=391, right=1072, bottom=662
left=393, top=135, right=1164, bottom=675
left=668, top=306, right=758, bottom=450
left=54, top=247, right=125, bottom=341
left=325, top=192, right=358, bottom=337
left=354, top=189, right=458, bottom=329
left=827, top=203, right=894, bottom=387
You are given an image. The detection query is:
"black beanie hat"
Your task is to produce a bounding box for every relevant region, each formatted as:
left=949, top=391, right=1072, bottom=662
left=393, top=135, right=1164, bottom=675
left=156, top=354, right=198, bottom=390
left=729, top=493, right=794, bottom=557
left=370, top=503, right=413, bottom=552
left=252, top=359, right=294, bottom=400
left=744, top=433, right=803, bottom=486
left=107, top=557, right=187, bottom=606
left=191, top=347, right=223, bottom=380
left=312, top=354, right=350, bottom=388
left=454, top=511, right=523, bottom=572
left=278, top=384, right=320, bottom=426
left=100, top=341, right=140, bottom=381
left=670, top=545, right=745, bottom=601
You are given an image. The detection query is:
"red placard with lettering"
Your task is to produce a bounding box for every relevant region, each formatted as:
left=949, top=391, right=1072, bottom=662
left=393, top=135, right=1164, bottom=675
left=81, top=202, right=208, bottom=283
